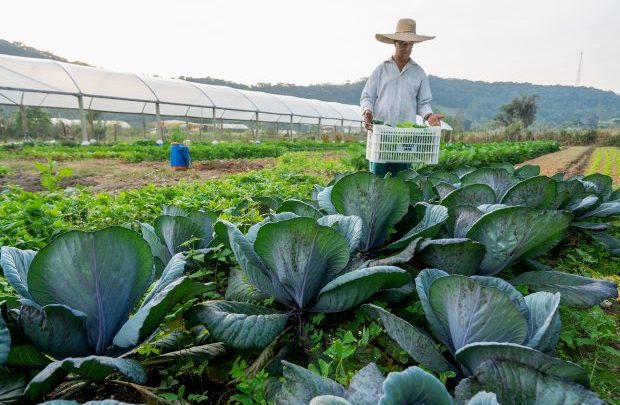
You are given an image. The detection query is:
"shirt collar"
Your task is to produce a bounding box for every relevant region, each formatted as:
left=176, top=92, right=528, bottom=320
left=385, top=56, right=417, bottom=72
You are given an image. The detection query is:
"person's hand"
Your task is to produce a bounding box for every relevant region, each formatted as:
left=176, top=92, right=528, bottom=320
left=363, top=109, right=373, bottom=130
left=426, top=113, right=445, bottom=126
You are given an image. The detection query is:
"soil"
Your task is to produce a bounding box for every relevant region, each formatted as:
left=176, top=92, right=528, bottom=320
left=0, top=158, right=276, bottom=193
left=518, top=146, right=595, bottom=178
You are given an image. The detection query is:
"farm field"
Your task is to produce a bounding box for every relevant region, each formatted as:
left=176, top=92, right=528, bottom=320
left=0, top=157, right=278, bottom=193
left=0, top=140, right=559, bottom=193
left=0, top=142, right=618, bottom=404
left=518, top=146, right=594, bottom=178
left=587, top=147, right=620, bottom=185
left=0, top=140, right=357, bottom=163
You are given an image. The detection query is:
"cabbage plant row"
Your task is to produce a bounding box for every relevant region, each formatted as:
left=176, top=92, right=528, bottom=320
left=0, top=163, right=618, bottom=404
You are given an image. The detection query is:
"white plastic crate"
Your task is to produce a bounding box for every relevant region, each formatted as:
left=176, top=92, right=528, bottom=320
left=366, top=125, right=441, bottom=164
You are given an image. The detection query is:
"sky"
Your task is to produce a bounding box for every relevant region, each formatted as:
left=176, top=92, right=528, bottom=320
left=2, top=0, right=619, bottom=94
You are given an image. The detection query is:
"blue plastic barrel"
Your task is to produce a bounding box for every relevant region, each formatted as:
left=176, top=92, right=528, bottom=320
left=170, top=143, right=190, bottom=170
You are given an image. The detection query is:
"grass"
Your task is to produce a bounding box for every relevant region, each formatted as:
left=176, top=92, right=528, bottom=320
left=548, top=221, right=620, bottom=403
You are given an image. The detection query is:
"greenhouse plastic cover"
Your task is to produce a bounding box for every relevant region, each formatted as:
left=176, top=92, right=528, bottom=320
left=0, top=54, right=364, bottom=127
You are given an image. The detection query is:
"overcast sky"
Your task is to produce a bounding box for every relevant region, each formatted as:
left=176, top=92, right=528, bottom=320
left=3, top=0, right=619, bottom=94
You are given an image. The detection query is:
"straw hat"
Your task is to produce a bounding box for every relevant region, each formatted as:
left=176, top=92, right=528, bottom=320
left=375, top=18, right=435, bottom=44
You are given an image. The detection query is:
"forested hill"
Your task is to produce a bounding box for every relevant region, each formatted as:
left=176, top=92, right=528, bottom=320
left=428, top=77, right=620, bottom=126
left=0, top=39, right=90, bottom=66
left=1, top=39, right=618, bottom=128
left=182, top=75, right=620, bottom=127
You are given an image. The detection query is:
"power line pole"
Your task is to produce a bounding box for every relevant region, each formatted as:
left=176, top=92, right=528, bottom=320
left=575, top=51, right=583, bottom=86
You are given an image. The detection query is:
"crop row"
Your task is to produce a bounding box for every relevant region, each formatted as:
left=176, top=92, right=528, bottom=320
left=0, top=141, right=558, bottom=251
left=0, top=140, right=558, bottom=166
left=437, top=140, right=559, bottom=169
left=587, top=147, right=620, bottom=185
left=0, top=140, right=356, bottom=162
left=0, top=153, right=618, bottom=403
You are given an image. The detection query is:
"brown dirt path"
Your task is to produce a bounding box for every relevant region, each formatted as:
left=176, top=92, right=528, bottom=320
left=518, top=146, right=594, bottom=178
left=0, top=158, right=276, bottom=193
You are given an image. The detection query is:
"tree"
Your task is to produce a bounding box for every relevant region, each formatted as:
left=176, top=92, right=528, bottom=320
left=12, top=106, right=53, bottom=138
left=495, top=95, right=538, bottom=128
left=443, top=111, right=472, bottom=133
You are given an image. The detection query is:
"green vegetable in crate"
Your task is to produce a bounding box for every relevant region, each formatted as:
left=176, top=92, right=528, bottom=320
left=396, top=121, right=427, bottom=128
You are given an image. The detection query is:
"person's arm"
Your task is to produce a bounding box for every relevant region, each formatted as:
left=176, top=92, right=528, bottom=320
left=416, top=72, right=433, bottom=120
left=417, top=73, right=444, bottom=126
left=361, top=67, right=380, bottom=130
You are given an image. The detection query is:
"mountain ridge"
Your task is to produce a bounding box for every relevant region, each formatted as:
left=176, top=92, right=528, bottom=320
left=0, top=39, right=90, bottom=66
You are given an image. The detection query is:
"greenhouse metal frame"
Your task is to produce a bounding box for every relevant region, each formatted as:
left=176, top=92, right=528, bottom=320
left=0, top=54, right=364, bottom=142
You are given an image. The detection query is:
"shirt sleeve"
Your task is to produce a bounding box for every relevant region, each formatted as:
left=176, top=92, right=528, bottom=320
left=360, top=66, right=380, bottom=113
left=417, top=71, right=433, bottom=118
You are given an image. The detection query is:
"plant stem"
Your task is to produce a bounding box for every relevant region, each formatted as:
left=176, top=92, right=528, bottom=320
left=107, top=379, right=171, bottom=405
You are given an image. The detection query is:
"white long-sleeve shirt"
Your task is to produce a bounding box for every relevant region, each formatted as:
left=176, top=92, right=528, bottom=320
left=360, top=57, right=433, bottom=126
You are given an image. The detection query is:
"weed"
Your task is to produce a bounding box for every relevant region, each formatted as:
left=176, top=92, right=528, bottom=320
left=558, top=305, right=620, bottom=403
left=229, top=357, right=270, bottom=405
left=33, top=159, right=73, bottom=192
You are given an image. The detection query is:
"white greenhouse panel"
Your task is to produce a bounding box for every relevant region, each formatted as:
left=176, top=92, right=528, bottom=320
left=195, top=84, right=257, bottom=112
left=61, top=63, right=157, bottom=101
left=141, top=76, right=214, bottom=107
left=0, top=54, right=363, bottom=128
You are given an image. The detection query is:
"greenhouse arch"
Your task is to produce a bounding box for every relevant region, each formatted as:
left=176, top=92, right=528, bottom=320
left=0, top=54, right=364, bottom=142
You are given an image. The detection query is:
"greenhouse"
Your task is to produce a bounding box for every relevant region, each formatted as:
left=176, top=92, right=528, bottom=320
left=0, top=54, right=365, bottom=142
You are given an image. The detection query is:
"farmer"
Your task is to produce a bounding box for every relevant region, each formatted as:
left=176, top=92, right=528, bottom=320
left=361, top=18, right=444, bottom=176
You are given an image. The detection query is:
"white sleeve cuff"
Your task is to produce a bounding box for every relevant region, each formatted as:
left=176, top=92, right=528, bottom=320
left=418, top=104, right=433, bottom=120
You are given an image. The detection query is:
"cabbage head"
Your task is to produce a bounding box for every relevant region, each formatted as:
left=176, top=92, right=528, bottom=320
left=188, top=216, right=411, bottom=349
left=0, top=226, right=213, bottom=400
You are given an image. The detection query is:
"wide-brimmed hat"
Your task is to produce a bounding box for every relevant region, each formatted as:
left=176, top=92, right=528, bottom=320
left=375, top=18, right=435, bottom=44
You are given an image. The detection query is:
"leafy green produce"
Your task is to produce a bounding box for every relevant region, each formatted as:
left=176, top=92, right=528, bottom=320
left=0, top=227, right=213, bottom=399
left=395, top=121, right=427, bottom=129
left=0, top=148, right=617, bottom=403
left=277, top=361, right=454, bottom=405
left=455, top=359, right=605, bottom=405
left=140, top=205, right=218, bottom=275
left=189, top=216, right=410, bottom=349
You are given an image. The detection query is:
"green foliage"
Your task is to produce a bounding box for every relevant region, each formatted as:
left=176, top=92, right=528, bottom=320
left=229, top=357, right=270, bottom=405
left=169, top=127, right=185, bottom=143
left=11, top=107, right=53, bottom=138
left=0, top=140, right=356, bottom=162
left=437, top=141, right=559, bottom=170
left=0, top=152, right=349, bottom=250
left=558, top=305, right=620, bottom=403
left=33, top=159, right=73, bottom=192
left=496, top=95, right=538, bottom=128
left=344, top=140, right=559, bottom=172
left=0, top=146, right=618, bottom=403
left=504, top=121, right=525, bottom=139
left=396, top=121, right=427, bottom=129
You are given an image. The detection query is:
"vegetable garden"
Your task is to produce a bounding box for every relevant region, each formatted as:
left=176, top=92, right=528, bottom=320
left=587, top=147, right=620, bottom=185
left=0, top=141, right=618, bottom=405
